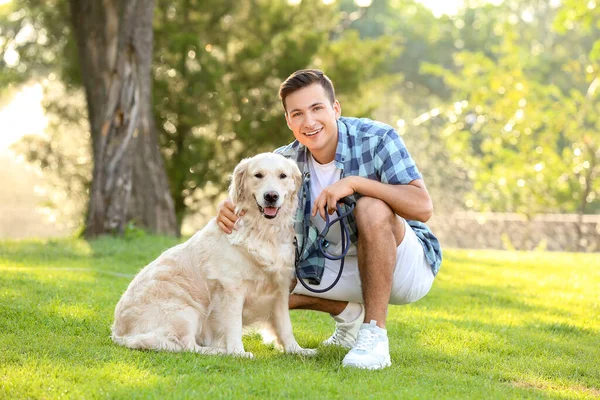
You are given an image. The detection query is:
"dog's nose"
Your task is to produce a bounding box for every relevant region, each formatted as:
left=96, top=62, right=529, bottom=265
left=264, top=191, right=279, bottom=203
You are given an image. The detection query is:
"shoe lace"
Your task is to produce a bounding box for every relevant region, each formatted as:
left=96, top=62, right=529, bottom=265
left=354, top=329, right=376, bottom=351
left=329, top=327, right=347, bottom=344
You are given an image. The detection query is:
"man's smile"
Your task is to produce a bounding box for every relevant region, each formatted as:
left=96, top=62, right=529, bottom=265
left=303, top=127, right=323, bottom=137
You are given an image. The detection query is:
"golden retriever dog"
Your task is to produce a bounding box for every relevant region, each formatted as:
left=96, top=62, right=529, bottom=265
left=111, top=153, right=315, bottom=358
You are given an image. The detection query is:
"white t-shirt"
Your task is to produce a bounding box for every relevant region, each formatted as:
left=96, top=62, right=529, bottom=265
left=308, top=154, right=357, bottom=258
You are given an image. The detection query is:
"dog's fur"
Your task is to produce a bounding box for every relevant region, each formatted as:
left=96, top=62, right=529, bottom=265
left=111, top=153, right=314, bottom=357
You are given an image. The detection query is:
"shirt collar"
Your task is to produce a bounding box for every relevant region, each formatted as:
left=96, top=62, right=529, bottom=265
left=334, top=118, right=350, bottom=171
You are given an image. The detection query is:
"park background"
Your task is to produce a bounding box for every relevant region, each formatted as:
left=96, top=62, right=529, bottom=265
left=0, top=0, right=599, bottom=399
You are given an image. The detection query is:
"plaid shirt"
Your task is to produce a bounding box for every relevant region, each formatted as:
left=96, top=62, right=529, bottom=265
left=275, top=116, right=442, bottom=284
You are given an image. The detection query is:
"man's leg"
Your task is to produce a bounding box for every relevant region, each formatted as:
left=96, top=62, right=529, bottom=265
left=339, top=197, right=405, bottom=369
left=289, top=292, right=347, bottom=315
left=355, top=196, right=405, bottom=329
left=286, top=196, right=404, bottom=359
left=289, top=282, right=365, bottom=349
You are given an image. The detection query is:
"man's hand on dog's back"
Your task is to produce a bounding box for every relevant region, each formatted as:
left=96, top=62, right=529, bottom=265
left=216, top=199, right=245, bottom=234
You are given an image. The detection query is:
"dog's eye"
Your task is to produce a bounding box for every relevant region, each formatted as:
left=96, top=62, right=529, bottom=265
left=279, top=173, right=287, bottom=179
left=254, top=173, right=264, bottom=179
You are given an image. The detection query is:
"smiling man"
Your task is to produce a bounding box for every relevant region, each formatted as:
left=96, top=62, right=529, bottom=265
left=218, top=69, right=442, bottom=370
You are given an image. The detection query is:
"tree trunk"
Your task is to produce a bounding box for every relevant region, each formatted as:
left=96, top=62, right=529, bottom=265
left=69, top=0, right=177, bottom=237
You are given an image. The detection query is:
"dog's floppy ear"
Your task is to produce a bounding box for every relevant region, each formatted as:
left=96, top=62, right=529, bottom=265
left=229, top=157, right=251, bottom=205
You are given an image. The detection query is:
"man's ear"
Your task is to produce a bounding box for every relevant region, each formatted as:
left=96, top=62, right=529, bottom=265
left=229, top=158, right=250, bottom=205
left=333, top=99, right=341, bottom=119
left=284, top=112, right=292, bottom=130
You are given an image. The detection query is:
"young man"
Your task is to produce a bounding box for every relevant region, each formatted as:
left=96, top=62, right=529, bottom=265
left=217, top=69, right=442, bottom=370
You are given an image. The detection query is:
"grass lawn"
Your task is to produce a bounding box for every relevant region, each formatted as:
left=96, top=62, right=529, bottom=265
left=1, top=235, right=598, bottom=399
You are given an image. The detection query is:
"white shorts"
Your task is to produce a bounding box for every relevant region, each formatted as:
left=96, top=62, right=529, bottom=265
left=292, top=220, right=435, bottom=305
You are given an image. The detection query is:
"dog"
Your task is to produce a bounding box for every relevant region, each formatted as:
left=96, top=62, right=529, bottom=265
left=111, top=153, right=315, bottom=358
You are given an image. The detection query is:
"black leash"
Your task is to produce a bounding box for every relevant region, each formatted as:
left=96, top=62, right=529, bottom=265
left=295, top=198, right=355, bottom=293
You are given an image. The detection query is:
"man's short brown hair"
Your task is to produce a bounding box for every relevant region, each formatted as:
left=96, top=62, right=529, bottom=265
left=279, top=69, right=336, bottom=112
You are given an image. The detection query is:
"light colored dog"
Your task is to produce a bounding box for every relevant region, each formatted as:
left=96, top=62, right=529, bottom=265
left=111, top=153, right=315, bottom=358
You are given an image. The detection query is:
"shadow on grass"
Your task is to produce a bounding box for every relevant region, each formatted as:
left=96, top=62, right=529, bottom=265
left=391, top=314, right=599, bottom=397
left=386, top=272, right=600, bottom=398
left=0, top=235, right=180, bottom=271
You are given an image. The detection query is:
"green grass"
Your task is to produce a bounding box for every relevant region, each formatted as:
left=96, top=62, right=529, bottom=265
left=1, top=236, right=599, bottom=399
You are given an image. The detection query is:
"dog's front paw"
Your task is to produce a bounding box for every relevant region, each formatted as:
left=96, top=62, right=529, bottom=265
left=296, top=348, right=317, bottom=357
left=285, top=346, right=317, bottom=357
left=231, top=350, right=254, bottom=359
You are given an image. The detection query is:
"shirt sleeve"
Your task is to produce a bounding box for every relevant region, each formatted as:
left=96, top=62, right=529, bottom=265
left=374, top=128, right=422, bottom=185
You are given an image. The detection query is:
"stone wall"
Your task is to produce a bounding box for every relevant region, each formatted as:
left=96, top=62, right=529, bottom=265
left=427, top=212, right=600, bottom=252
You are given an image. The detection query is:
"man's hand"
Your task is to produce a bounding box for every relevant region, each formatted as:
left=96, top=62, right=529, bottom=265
left=311, top=177, right=356, bottom=220
left=216, top=199, right=245, bottom=234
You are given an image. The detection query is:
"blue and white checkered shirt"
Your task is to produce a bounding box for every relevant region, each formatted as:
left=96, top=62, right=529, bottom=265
left=276, top=116, right=442, bottom=284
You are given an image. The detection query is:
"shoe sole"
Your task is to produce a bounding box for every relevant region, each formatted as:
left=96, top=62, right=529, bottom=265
left=342, top=359, right=391, bottom=370
left=321, top=342, right=354, bottom=350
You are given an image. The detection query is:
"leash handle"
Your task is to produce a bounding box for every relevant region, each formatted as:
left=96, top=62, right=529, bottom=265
left=295, top=198, right=355, bottom=293
left=318, top=202, right=354, bottom=260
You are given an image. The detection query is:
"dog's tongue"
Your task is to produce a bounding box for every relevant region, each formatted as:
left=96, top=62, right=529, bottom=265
left=263, top=207, right=278, bottom=217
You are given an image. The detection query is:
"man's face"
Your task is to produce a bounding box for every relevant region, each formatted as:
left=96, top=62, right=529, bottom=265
left=284, top=83, right=341, bottom=164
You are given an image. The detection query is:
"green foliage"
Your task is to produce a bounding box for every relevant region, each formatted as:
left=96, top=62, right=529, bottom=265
left=152, top=0, right=333, bottom=224
left=3, top=0, right=392, bottom=232
left=9, top=81, right=91, bottom=232
left=419, top=1, right=600, bottom=215
left=1, top=237, right=599, bottom=398
left=123, top=221, right=148, bottom=240
left=0, top=0, right=76, bottom=93
left=315, top=29, right=400, bottom=117
left=152, top=0, right=392, bottom=226
left=3, top=0, right=599, bottom=232
left=554, top=0, right=600, bottom=37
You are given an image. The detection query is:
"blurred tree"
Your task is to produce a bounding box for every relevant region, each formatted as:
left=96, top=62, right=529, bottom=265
left=0, top=0, right=72, bottom=94
left=1, top=0, right=178, bottom=237
left=333, top=0, right=471, bottom=212
left=1, top=0, right=392, bottom=233
left=150, top=0, right=393, bottom=228
left=69, top=0, right=177, bottom=237
left=554, top=0, right=600, bottom=246
left=6, top=0, right=596, bottom=241
left=338, top=0, right=599, bottom=220
left=10, top=82, right=91, bottom=233
left=422, top=0, right=600, bottom=222
left=340, top=0, right=455, bottom=102
left=151, top=0, right=335, bottom=227
left=1, top=0, right=91, bottom=233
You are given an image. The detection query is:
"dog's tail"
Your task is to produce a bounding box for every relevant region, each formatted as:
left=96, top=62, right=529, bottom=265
left=111, top=331, right=184, bottom=352
left=111, top=331, right=226, bottom=355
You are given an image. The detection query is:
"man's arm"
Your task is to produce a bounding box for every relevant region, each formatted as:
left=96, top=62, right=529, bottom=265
left=311, top=176, right=433, bottom=223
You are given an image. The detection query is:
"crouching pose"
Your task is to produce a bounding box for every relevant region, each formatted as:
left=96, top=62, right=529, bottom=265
left=218, top=70, right=442, bottom=369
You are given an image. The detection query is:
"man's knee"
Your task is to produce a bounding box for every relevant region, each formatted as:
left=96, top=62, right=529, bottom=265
left=355, top=197, right=404, bottom=245
left=355, top=197, right=393, bottom=229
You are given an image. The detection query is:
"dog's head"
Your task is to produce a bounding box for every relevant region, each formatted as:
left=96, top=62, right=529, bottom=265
left=229, top=153, right=302, bottom=221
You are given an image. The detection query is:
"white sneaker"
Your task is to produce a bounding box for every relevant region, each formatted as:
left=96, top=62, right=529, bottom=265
left=342, top=320, right=391, bottom=370
left=322, top=304, right=365, bottom=349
